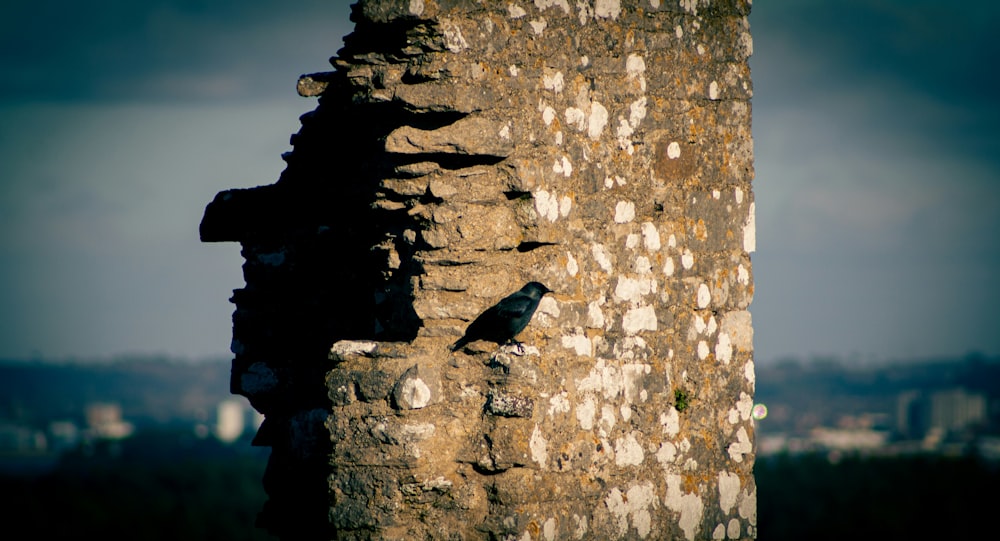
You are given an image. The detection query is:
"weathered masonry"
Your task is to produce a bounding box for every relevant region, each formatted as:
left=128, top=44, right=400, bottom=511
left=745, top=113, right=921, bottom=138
left=201, top=1, right=757, bottom=539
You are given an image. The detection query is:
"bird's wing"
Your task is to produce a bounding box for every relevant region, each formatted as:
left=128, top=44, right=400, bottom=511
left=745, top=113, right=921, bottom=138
left=495, top=294, right=534, bottom=319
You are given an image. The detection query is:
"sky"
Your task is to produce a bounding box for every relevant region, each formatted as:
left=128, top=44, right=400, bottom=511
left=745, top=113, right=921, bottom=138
left=0, top=1, right=997, bottom=364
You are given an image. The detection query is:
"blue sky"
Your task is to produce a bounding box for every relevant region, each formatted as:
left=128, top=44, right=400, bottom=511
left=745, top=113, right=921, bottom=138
left=1, top=1, right=997, bottom=363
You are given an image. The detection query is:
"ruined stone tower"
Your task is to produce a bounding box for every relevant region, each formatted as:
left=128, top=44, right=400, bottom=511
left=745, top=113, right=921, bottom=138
left=201, top=1, right=756, bottom=539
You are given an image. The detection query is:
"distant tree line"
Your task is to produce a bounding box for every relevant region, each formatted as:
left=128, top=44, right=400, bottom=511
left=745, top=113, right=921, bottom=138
left=756, top=452, right=1000, bottom=540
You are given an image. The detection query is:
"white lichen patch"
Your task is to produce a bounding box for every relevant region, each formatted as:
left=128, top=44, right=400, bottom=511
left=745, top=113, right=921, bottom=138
left=576, top=396, right=596, bottom=430
left=529, top=18, right=547, bottom=35
left=616, top=118, right=635, bottom=154
left=665, top=474, right=704, bottom=541
left=739, top=485, right=757, bottom=526
left=614, top=432, right=645, bottom=466
left=534, top=0, right=570, bottom=14
left=614, top=200, right=636, bottom=223
left=655, top=441, right=677, bottom=464
left=543, top=518, right=557, bottom=541
left=599, top=404, right=616, bottom=437
left=508, top=3, right=528, bottom=18
left=718, top=471, right=741, bottom=514
left=573, top=514, right=588, bottom=539
left=398, top=377, right=433, bottom=409
left=536, top=296, right=560, bottom=323
left=720, top=311, right=753, bottom=352
left=535, top=189, right=560, bottom=221
left=587, top=299, right=607, bottom=328
left=630, top=97, right=647, bottom=126
left=727, top=426, right=752, bottom=463
left=591, top=243, right=614, bottom=272
left=735, top=186, right=744, bottom=204
left=634, top=256, right=653, bottom=275
left=548, top=391, right=571, bottom=417
left=530, top=424, right=549, bottom=468
left=743, top=202, right=756, bottom=253
left=553, top=155, right=573, bottom=177
left=660, top=408, right=680, bottom=436
left=566, top=252, right=579, bottom=276
left=589, top=101, right=609, bottom=140
left=399, top=422, right=436, bottom=441
left=744, top=359, right=755, bottom=388
left=728, top=518, right=741, bottom=539
left=640, top=222, right=661, bottom=251
left=543, top=69, right=565, bottom=93
left=663, top=257, right=675, bottom=277
left=689, top=312, right=719, bottom=340
left=625, top=233, right=640, bottom=249
left=559, top=194, right=572, bottom=217
left=606, top=482, right=659, bottom=538
left=542, top=105, right=556, bottom=125
left=697, top=283, right=711, bottom=308
left=577, top=359, right=652, bottom=402
left=623, top=305, right=657, bottom=335
left=614, top=276, right=657, bottom=303
left=715, top=332, right=733, bottom=364
left=681, top=248, right=694, bottom=269
left=441, top=19, right=468, bottom=52
left=329, top=340, right=378, bottom=357
left=667, top=141, right=681, bottom=159
left=626, top=54, right=647, bottom=90
left=565, top=107, right=586, bottom=131
left=562, top=332, right=594, bottom=356
left=728, top=392, right=753, bottom=424
left=709, top=80, right=720, bottom=100
left=697, top=340, right=710, bottom=360
left=736, top=264, right=749, bottom=285
left=594, top=0, right=622, bottom=20
left=409, top=0, right=425, bottom=16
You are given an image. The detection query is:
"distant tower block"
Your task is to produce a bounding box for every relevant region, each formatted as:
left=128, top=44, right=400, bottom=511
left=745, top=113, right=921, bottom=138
left=201, top=1, right=757, bottom=539
left=214, top=398, right=246, bottom=443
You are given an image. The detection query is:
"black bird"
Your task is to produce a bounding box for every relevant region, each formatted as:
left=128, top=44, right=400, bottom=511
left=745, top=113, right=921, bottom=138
left=449, top=282, right=553, bottom=352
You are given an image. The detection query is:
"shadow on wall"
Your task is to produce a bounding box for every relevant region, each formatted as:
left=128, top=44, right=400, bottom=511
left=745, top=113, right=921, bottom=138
left=199, top=28, right=504, bottom=535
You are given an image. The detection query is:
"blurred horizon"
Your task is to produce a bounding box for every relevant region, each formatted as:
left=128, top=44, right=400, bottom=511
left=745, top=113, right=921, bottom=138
left=1, top=0, right=998, bottom=364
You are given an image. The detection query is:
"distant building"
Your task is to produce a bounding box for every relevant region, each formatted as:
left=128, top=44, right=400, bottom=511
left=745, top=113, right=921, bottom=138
left=810, top=427, right=890, bottom=452
left=929, top=388, right=986, bottom=434
left=47, top=420, right=80, bottom=453
left=896, top=390, right=927, bottom=439
left=896, top=388, right=987, bottom=443
left=0, top=422, right=47, bottom=454
left=214, top=398, right=246, bottom=443
left=85, top=403, right=134, bottom=440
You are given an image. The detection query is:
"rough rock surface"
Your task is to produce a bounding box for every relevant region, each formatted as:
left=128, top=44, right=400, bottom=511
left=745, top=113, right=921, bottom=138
left=202, top=0, right=756, bottom=539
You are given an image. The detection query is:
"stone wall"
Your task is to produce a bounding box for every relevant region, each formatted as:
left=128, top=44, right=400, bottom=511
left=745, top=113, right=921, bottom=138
left=201, top=0, right=756, bottom=539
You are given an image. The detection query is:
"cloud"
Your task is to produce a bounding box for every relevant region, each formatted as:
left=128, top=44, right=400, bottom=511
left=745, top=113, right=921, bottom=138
left=749, top=0, right=1000, bottom=362
left=0, top=100, right=311, bottom=359
left=0, top=0, right=356, bottom=102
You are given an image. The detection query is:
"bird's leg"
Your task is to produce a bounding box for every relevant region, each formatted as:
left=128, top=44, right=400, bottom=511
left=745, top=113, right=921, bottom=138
left=507, top=339, right=526, bottom=356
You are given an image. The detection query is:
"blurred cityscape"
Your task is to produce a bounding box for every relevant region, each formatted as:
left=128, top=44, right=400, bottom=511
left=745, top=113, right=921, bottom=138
left=0, top=358, right=262, bottom=474
left=3, top=353, right=999, bottom=471
left=1, top=354, right=998, bottom=540
left=754, top=353, right=1000, bottom=461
